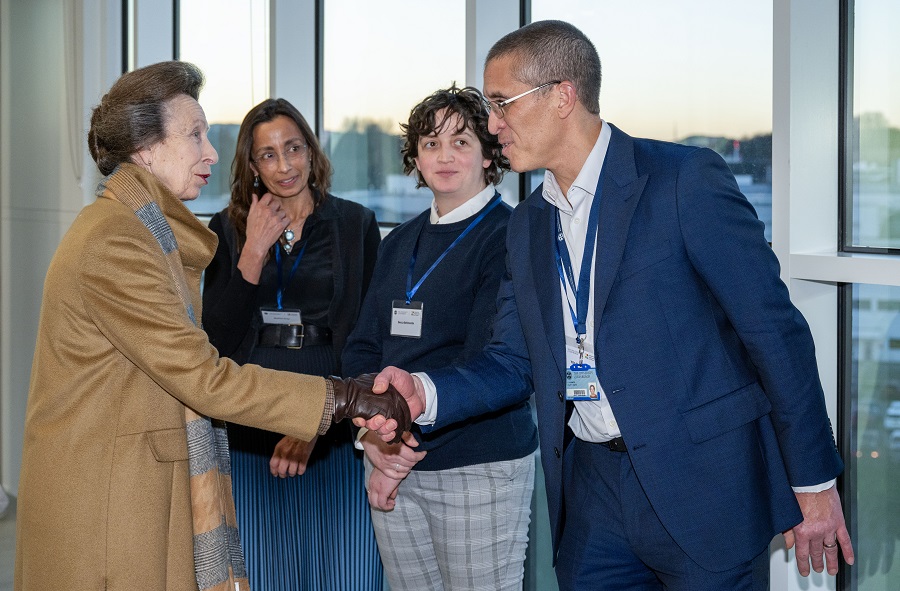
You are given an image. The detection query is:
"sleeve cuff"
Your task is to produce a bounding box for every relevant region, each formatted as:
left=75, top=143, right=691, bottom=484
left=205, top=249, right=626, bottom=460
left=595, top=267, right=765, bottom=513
left=318, top=378, right=336, bottom=436
left=413, top=372, right=437, bottom=425
left=791, top=479, right=836, bottom=494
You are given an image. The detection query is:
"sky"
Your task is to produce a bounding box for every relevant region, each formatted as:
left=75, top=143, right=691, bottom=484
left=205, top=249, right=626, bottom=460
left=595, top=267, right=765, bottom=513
left=177, top=0, right=899, bottom=142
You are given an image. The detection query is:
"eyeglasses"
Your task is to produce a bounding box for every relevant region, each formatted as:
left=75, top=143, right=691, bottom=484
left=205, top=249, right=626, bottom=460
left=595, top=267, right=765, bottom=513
left=485, top=81, right=561, bottom=119
left=253, top=142, right=309, bottom=169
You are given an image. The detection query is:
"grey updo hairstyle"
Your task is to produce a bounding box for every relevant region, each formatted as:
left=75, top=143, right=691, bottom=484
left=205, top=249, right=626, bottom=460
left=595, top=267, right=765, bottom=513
left=88, top=61, right=205, bottom=175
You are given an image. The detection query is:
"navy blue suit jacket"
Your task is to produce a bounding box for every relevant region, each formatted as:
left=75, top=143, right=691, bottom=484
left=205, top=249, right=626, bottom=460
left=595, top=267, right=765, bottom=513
left=426, top=123, right=843, bottom=572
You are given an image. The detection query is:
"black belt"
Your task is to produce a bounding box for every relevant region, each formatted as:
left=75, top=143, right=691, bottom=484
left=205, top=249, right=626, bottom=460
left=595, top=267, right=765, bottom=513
left=257, top=324, right=332, bottom=349
left=597, top=436, right=628, bottom=452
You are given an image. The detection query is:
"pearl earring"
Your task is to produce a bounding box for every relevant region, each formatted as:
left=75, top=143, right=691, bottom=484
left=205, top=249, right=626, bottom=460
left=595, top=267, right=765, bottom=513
left=253, top=175, right=259, bottom=189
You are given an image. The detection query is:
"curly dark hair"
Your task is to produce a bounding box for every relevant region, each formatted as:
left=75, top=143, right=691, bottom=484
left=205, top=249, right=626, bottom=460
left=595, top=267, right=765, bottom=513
left=88, top=61, right=205, bottom=176
left=401, top=84, right=508, bottom=189
left=228, top=98, right=333, bottom=251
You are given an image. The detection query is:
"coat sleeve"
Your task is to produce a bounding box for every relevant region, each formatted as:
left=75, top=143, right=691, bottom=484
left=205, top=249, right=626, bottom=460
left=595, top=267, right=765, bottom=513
left=78, top=213, right=327, bottom=442
left=675, top=147, right=842, bottom=486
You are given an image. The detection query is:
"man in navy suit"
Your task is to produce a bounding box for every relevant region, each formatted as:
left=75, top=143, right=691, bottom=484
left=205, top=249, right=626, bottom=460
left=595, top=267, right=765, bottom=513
left=362, top=19, right=854, bottom=590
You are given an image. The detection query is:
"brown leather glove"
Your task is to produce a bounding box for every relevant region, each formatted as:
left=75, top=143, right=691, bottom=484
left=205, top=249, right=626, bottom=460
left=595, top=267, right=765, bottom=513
left=329, top=373, right=411, bottom=444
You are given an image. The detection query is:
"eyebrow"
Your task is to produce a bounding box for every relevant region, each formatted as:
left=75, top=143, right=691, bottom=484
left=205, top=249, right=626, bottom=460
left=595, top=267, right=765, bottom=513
left=254, top=136, right=305, bottom=152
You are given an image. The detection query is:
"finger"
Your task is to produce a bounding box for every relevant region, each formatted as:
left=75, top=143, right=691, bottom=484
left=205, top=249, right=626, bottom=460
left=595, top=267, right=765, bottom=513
left=809, top=538, right=826, bottom=573
left=783, top=530, right=795, bottom=550
left=250, top=193, right=259, bottom=207
left=794, top=537, right=811, bottom=577
left=837, top=527, right=855, bottom=565
left=824, top=538, right=840, bottom=576
left=401, top=431, right=419, bottom=447
left=364, top=415, right=386, bottom=431
left=352, top=417, right=366, bottom=427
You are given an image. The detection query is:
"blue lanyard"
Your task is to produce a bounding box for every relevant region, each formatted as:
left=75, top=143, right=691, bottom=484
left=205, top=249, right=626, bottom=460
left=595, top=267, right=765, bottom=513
left=274, top=240, right=308, bottom=310
left=405, top=193, right=502, bottom=303
left=553, top=166, right=606, bottom=342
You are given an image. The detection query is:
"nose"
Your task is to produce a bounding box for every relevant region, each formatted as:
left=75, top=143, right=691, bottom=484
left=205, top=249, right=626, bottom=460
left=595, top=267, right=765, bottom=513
left=488, top=110, right=503, bottom=135
left=437, top=144, right=453, bottom=163
left=203, top=136, right=219, bottom=164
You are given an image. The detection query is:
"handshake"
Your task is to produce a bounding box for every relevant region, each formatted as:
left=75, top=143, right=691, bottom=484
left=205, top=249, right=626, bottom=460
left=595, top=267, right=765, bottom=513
left=328, top=372, right=413, bottom=444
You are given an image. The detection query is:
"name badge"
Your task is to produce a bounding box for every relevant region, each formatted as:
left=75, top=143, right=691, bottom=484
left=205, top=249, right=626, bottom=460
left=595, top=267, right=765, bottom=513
left=566, top=363, right=600, bottom=401
left=260, top=307, right=302, bottom=325
left=391, top=300, right=423, bottom=338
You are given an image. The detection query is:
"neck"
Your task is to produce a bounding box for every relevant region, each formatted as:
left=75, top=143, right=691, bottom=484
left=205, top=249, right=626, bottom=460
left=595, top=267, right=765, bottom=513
left=548, top=116, right=603, bottom=196
left=281, top=191, right=316, bottom=223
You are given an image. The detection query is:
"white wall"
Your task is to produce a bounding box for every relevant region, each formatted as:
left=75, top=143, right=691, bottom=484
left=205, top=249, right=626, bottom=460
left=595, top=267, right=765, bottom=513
left=0, top=0, right=121, bottom=495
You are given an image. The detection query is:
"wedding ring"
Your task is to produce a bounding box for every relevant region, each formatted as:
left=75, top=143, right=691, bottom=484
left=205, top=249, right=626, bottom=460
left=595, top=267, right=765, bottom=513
left=823, top=539, right=838, bottom=549
left=395, top=463, right=401, bottom=471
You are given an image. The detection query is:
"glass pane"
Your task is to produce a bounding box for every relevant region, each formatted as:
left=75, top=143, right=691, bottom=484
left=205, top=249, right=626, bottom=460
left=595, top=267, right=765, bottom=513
left=848, top=1, right=900, bottom=249
left=178, top=0, right=269, bottom=216
left=322, top=0, right=466, bottom=224
left=531, top=0, right=773, bottom=240
left=849, top=284, right=900, bottom=589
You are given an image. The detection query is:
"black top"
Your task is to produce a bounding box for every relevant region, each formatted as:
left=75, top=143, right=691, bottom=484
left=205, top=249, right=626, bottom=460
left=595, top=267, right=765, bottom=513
left=203, top=194, right=380, bottom=372
left=342, top=196, right=538, bottom=471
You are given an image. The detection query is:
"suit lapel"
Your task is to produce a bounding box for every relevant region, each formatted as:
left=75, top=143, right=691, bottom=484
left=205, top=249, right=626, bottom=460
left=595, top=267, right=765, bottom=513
left=529, top=195, right=567, bottom=380
left=593, top=125, right=649, bottom=329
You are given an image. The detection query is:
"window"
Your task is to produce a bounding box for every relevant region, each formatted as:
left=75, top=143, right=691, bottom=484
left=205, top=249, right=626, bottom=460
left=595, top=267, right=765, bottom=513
left=530, top=0, right=773, bottom=240
left=847, top=284, right=900, bottom=590
left=844, top=0, right=900, bottom=250
left=322, top=0, right=466, bottom=224
left=177, top=0, right=270, bottom=216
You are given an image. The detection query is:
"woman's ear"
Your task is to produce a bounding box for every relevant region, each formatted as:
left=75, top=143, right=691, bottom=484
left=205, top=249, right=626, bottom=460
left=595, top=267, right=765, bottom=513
left=132, top=146, right=153, bottom=171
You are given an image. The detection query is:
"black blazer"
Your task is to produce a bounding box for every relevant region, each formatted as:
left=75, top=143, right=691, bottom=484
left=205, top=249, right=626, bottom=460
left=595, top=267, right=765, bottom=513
left=202, top=194, right=380, bottom=373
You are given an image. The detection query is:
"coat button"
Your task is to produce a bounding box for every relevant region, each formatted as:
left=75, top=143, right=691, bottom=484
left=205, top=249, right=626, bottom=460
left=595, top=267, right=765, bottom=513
left=554, top=447, right=561, bottom=458
left=557, top=390, right=563, bottom=401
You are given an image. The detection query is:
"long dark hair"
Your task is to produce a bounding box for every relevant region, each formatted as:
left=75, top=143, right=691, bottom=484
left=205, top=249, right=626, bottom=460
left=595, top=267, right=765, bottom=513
left=228, top=98, right=333, bottom=250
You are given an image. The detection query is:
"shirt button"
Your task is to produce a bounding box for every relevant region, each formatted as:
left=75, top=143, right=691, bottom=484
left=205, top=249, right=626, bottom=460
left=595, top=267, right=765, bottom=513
left=574, top=217, right=581, bottom=224
left=609, top=420, right=617, bottom=428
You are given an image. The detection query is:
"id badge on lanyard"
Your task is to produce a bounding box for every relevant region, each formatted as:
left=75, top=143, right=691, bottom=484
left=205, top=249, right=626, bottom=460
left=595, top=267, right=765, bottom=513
left=391, top=195, right=502, bottom=339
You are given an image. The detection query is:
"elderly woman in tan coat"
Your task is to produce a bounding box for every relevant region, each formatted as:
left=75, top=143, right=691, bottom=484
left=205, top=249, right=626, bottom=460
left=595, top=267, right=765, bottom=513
left=14, top=61, right=409, bottom=591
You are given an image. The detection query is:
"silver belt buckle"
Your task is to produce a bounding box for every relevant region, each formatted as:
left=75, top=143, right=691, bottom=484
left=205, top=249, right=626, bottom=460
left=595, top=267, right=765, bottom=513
left=287, top=323, right=304, bottom=349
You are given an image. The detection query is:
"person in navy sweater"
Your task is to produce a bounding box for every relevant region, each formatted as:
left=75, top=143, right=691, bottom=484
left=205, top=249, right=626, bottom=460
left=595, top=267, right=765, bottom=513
left=342, top=84, right=538, bottom=591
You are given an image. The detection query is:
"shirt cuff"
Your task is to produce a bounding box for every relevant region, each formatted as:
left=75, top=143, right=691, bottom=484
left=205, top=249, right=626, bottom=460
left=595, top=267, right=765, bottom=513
left=318, top=378, right=336, bottom=436
left=792, top=479, right=836, bottom=494
left=413, top=372, right=437, bottom=425
left=354, top=427, right=368, bottom=450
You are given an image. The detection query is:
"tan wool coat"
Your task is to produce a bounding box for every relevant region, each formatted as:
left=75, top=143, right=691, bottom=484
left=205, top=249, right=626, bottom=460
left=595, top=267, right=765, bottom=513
left=15, top=166, right=329, bottom=591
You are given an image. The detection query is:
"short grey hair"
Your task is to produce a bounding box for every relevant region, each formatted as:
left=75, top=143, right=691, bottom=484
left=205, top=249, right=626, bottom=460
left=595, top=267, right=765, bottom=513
left=486, top=20, right=601, bottom=115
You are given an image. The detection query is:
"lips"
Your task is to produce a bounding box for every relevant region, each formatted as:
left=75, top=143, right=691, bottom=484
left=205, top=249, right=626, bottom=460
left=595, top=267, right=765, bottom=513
left=197, top=174, right=210, bottom=185
left=276, top=176, right=299, bottom=187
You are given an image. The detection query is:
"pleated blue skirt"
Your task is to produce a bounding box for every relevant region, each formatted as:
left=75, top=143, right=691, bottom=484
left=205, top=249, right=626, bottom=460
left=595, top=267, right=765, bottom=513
left=229, top=343, right=383, bottom=591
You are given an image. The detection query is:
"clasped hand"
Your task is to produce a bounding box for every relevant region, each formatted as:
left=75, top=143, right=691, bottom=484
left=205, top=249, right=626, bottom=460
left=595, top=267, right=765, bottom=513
left=331, top=373, right=412, bottom=444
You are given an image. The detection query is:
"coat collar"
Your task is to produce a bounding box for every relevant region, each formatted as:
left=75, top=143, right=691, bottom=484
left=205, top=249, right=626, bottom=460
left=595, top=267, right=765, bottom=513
left=97, top=163, right=218, bottom=271
left=528, top=123, right=649, bottom=374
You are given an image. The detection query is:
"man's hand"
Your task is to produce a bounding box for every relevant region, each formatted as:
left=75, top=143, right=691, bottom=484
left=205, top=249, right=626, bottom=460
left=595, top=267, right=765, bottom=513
left=269, top=435, right=316, bottom=478
left=784, top=486, right=855, bottom=576
left=330, top=373, right=411, bottom=444
left=367, top=467, right=403, bottom=511
left=352, top=366, right=426, bottom=443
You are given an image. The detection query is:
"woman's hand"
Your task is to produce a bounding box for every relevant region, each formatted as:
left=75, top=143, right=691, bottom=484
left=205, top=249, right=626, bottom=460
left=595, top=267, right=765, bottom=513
left=237, top=193, right=289, bottom=284
left=367, top=467, right=403, bottom=511
left=360, top=430, right=426, bottom=480
left=269, top=435, right=317, bottom=478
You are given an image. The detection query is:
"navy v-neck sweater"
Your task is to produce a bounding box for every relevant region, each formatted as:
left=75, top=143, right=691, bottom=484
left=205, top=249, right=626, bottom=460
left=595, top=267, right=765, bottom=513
left=343, top=197, right=538, bottom=471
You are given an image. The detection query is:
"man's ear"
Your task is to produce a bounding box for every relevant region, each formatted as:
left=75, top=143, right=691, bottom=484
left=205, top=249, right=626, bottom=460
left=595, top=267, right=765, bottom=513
left=556, top=81, right=579, bottom=119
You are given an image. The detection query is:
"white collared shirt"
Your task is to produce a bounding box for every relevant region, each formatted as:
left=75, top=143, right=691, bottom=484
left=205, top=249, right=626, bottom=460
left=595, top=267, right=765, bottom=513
left=541, top=121, right=619, bottom=443
left=429, top=184, right=495, bottom=224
